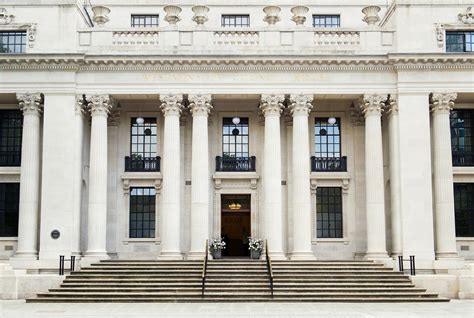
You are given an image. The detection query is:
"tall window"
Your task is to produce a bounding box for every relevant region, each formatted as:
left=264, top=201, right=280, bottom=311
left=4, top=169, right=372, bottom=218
left=450, top=110, right=473, bottom=166
left=0, top=183, right=20, bottom=237
left=316, top=187, right=343, bottom=238
left=221, top=15, right=250, bottom=27
left=313, top=15, right=340, bottom=28
left=129, top=187, right=156, bottom=238
left=0, top=110, right=23, bottom=166
left=131, top=15, right=159, bottom=27
left=454, top=183, right=474, bottom=237
left=0, top=31, right=26, bottom=53
left=130, top=117, right=157, bottom=159
left=314, top=118, right=341, bottom=158
left=446, top=31, right=474, bottom=52
left=222, top=117, right=249, bottom=158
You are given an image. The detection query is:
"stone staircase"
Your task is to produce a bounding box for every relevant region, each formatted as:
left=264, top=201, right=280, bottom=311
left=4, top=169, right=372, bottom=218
left=27, top=259, right=448, bottom=302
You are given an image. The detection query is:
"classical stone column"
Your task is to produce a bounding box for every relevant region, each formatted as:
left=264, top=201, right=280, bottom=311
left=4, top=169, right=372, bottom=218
left=289, top=94, right=315, bottom=260
left=14, top=93, right=43, bottom=259
left=430, top=93, right=459, bottom=259
left=84, top=94, right=112, bottom=259
left=188, top=94, right=212, bottom=259
left=386, top=95, right=402, bottom=257
left=72, top=96, right=86, bottom=256
left=260, top=94, right=285, bottom=259
left=159, top=94, right=184, bottom=259
left=361, top=94, right=389, bottom=260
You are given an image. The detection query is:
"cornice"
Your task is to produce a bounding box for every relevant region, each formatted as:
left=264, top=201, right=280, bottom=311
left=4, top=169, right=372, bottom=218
left=0, top=54, right=473, bottom=72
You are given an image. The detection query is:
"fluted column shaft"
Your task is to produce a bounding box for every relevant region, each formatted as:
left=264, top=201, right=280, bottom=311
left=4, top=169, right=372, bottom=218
left=84, top=94, right=111, bottom=259
left=188, top=94, right=212, bottom=259
left=159, top=94, right=184, bottom=259
left=15, top=93, right=43, bottom=258
left=260, top=94, right=285, bottom=259
left=361, top=94, right=388, bottom=259
left=430, top=93, right=458, bottom=258
left=289, top=94, right=315, bottom=260
left=386, top=96, right=402, bottom=257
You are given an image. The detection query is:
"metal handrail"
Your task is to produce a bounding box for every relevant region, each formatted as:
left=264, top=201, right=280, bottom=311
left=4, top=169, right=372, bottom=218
left=398, top=255, right=416, bottom=276
left=265, top=240, right=274, bottom=298
left=201, top=239, right=209, bottom=297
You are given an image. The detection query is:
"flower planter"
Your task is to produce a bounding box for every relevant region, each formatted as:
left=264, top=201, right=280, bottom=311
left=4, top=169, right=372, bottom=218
left=250, top=250, right=261, bottom=259
left=212, top=249, right=222, bottom=259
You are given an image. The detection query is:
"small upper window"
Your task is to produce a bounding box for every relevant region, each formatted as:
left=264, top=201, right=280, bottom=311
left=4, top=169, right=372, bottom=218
left=221, top=15, right=250, bottom=27
left=446, top=31, right=474, bottom=52
left=313, top=15, right=340, bottom=28
left=0, top=31, right=26, bottom=53
left=131, top=15, right=159, bottom=27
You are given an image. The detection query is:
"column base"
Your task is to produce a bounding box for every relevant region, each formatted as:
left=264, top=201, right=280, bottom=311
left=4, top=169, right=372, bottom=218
left=391, top=252, right=403, bottom=258
left=267, top=252, right=287, bottom=260
left=364, top=252, right=391, bottom=266
left=158, top=251, right=184, bottom=260
left=290, top=252, right=316, bottom=260
left=12, top=251, right=38, bottom=260
left=186, top=251, right=206, bottom=260
left=435, top=252, right=459, bottom=259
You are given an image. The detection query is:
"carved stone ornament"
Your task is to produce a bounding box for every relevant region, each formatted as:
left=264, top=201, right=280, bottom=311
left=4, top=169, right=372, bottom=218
left=75, top=95, right=86, bottom=117
left=259, top=94, right=285, bottom=116
left=350, top=101, right=365, bottom=126
left=435, top=23, right=445, bottom=48
left=26, top=24, right=37, bottom=48
left=192, top=5, right=209, bottom=26
left=361, top=94, right=386, bottom=117
left=85, top=94, right=112, bottom=116
left=291, top=6, right=309, bottom=26
left=430, top=92, right=457, bottom=114
left=384, top=94, right=398, bottom=117
left=0, top=8, right=14, bottom=25
left=289, top=94, right=313, bottom=116
left=263, top=6, right=281, bottom=25
left=188, top=94, right=212, bottom=117
left=17, top=92, right=43, bottom=116
left=160, top=94, right=184, bottom=116
left=163, top=5, right=182, bottom=26
left=362, top=6, right=381, bottom=26
left=458, top=7, right=474, bottom=24
left=108, top=107, right=121, bottom=126
left=91, top=6, right=110, bottom=26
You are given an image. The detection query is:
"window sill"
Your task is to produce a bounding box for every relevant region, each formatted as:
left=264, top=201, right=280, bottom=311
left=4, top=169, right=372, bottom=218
left=0, top=167, right=21, bottom=175
left=312, top=238, right=349, bottom=244
left=0, top=237, right=18, bottom=241
left=456, top=237, right=474, bottom=242
left=123, top=238, right=160, bottom=245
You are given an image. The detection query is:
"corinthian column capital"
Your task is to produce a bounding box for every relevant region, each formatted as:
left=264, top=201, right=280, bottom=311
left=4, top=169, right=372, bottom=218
left=86, top=94, right=112, bottom=117
left=289, top=94, right=313, bottom=116
left=17, top=92, right=43, bottom=116
left=188, top=94, right=212, bottom=117
left=361, top=94, right=386, bottom=117
left=430, top=93, right=457, bottom=115
left=260, top=94, right=285, bottom=116
left=160, top=94, right=184, bottom=116
left=385, top=94, right=398, bottom=117
left=75, top=95, right=86, bottom=118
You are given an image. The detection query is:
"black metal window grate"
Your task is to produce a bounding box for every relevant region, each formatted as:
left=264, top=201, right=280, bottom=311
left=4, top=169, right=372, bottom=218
left=0, top=183, right=20, bottom=237
left=446, top=31, right=474, bottom=52
left=221, top=15, right=250, bottom=27
left=313, top=15, right=340, bottom=28
left=0, top=31, right=26, bottom=53
left=131, top=15, right=159, bottom=27
left=129, top=187, right=156, bottom=238
left=0, top=110, right=22, bottom=166
left=316, top=187, right=343, bottom=238
left=450, top=110, right=473, bottom=166
left=454, top=183, right=474, bottom=237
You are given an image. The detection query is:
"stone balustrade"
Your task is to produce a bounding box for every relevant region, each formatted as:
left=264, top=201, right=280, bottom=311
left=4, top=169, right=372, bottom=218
left=112, top=31, right=159, bottom=46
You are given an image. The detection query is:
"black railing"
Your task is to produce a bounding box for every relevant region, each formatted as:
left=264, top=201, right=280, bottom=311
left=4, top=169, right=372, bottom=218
left=59, top=255, right=76, bottom=275
left=215, top=156, right=256, bottom=172
left=398, top=255, right=416, bottom=276
left=311, top=156, right=347, bottom=172
left=265, top=240, right=274, bottom=298
left=202, top=239, right=209, bottom=297
left=452, top=152, right=474, bottom=167
left=0, top=152, right=21, bottom=166
left=125, top=156, right=161, bottom=172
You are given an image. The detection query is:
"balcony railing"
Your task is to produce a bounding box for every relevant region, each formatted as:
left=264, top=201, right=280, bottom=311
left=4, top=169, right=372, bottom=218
left=452, top=152, right=474, bottom=167
left=216, top=156, right=256, bottom=172
left=125, top=156, right=161, bottom=172
left=311, top=156, right=347, bottom=172
left=0, top=152, right=21, bottom=167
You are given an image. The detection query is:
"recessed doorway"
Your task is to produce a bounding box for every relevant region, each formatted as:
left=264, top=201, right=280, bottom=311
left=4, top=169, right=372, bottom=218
left=221, top=194, right=251, bottom=257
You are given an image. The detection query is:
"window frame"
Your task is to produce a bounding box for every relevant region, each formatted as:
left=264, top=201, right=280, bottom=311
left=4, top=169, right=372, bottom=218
left=129, top=187, right=157, bottom=239
left=131, top=14, right=160, bottom=27
left=130, top=117, right=158, bottom=159
left=450, top=109, right=474, bottom=166
left=446, top=31, right=474, bottom=52
left=0, top=110, right=23, bottom=166
left=312, top=15, right=341, bottom=28
left=316, top=187, right=343, bottom=239
left=314, top=117, right=342, bottom=158
left=0, top=31, right=27, bottom=54
left=222, top=117, right=250, bottom=159
left=221, top=14, right=251, bottom=27
left=454, top=183, right=474, bottom=237
left=0, top=183, right=20, bottom=237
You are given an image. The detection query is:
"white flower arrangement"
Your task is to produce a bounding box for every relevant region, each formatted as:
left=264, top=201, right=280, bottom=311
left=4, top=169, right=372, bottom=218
left=209, top=238, right=226, bottom=251
left=248, top=237, right=263, bottom=252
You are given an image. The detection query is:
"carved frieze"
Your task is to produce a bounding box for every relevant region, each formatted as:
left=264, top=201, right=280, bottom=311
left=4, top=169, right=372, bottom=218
left=458, top=7, right=474, bottom=24
left=0, top=8, right=14, bottom=25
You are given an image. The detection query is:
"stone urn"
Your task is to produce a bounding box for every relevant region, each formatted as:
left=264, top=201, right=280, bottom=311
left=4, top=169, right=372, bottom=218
left=91, top=5, right=110, bottom=26
left=211, top=249, right=222, bottom=259
left=250, top=249, right=262, bottom=259
left=291, top=6, right=309, bottom=26
left=263, top=6, right=281, bottom=25
left=362, top=5, right=381, bottom=26
left=163, top=5, right=182, bottom=25
left=192, top=5, right=209, bottom=26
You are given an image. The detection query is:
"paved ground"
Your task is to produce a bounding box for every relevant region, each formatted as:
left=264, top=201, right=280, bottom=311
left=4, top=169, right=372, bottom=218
left=0, top=300, right=473, bottom=318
